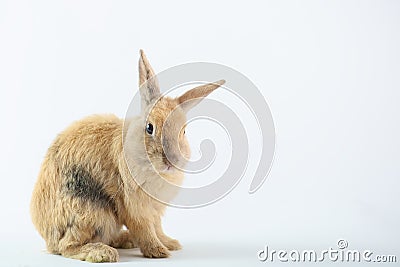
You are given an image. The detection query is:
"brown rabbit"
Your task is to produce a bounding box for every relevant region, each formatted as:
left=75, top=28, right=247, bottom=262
left=30, top=50, right=225, bottom=262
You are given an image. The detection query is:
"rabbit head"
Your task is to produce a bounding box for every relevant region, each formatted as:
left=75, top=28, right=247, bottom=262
left=124, top=50, right=225, bottom=180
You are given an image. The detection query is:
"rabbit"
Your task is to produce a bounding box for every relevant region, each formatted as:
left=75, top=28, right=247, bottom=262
left=30, top=50, right=225, bottom=262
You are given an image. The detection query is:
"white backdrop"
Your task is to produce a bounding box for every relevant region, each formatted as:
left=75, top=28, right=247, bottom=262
left=0, top=0, right=399, bottom=266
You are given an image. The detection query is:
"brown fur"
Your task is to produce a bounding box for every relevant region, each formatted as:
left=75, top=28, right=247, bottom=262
left=30, top=50, right=224, bottom=262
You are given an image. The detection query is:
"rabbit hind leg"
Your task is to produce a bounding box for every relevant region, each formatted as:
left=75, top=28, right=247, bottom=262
left=61, top=242, right=119, bottom=263
left=56, top=214, right=120, bottom=262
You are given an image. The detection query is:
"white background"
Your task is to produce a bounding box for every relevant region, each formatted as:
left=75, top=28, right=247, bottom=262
left=0, top=0, right=399, bottom=266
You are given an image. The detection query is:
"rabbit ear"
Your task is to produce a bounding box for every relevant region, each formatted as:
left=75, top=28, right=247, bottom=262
left=177, top=80, right=225, bottom=112
left=139, top=49, right=160, bottom=108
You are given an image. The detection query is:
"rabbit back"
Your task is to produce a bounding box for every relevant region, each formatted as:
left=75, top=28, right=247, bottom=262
left=30, top=114, right=125, bottom=253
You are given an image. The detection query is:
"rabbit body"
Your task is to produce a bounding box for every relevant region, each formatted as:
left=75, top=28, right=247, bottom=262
left=30, top=50, right=224, bottom=262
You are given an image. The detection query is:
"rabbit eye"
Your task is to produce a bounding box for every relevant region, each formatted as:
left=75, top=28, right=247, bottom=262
left=146, top=123, right=154, bottom=135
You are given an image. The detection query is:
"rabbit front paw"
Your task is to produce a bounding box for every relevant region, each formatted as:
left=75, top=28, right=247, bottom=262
left=161, top=237, right=181, bottom=251
left=141, top=243, right=170, bottom=258
left=110, top=230, right=138, bottom=249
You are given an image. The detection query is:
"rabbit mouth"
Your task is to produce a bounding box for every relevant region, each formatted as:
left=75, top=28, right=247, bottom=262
left=161, top=160, right=176, bottom=173
left=162, top=163, right=173, bottom=173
